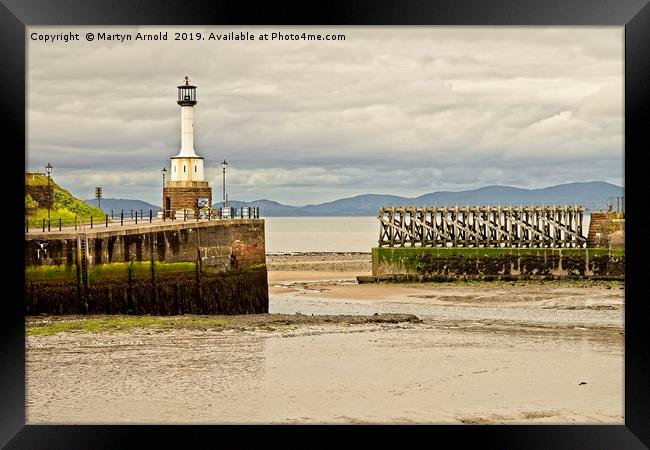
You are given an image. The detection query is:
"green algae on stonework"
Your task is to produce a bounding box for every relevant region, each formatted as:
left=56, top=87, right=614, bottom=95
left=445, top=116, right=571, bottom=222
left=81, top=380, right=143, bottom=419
left=25, top=261, right=197, bottom=282
left=25, top=264, right=77, bottom=281
left=88, top=261, right=197, bottom=281
left=26, top=261, right=265, bottom=282
left=373, top=247, right=623, bottom=262
left=420, top=278, right=624, bottom=288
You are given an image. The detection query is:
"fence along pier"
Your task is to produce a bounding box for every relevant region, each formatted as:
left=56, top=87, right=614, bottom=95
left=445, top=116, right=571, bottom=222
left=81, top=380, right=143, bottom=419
left=378, top=205, right=587, bottom=248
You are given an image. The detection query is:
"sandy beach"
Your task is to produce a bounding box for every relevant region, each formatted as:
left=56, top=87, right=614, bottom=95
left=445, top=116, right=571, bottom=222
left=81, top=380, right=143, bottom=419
left=26, top=252, right=624, bottom=424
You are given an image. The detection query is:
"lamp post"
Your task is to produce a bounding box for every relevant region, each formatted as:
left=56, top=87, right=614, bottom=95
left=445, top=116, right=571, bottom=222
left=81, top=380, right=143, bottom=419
left=45, top=162, right=53, bottom=222
left=161, top=167, right=167, bottom=218
left=221, top=160, right=228, bottom=208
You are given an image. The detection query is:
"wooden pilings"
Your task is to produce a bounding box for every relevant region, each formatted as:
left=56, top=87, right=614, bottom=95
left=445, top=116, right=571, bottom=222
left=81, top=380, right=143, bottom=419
left=378, top=206, right=587, bottom=248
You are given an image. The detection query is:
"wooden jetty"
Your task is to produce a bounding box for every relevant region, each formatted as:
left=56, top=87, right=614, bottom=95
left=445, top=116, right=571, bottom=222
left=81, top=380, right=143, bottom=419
left=378, top=206, right=587, bottom=248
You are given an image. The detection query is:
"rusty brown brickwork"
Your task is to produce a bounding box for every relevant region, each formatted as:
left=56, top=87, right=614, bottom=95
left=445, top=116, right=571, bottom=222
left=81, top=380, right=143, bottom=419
left=230, top=221, right=266, bottom=268
left=163, top=185, right=212, bottom=213
left=587, top=212, right=625, bottom=248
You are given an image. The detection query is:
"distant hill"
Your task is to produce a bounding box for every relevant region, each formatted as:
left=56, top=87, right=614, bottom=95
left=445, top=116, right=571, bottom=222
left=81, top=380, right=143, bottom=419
left=413, top=182, right=624, bottom=205
left=214, top=181, right=624, bottom=216
left=212, top=199, right=301, bottom=216
left=84, top=198, right=160, bottom=212
left=295, top=194, right=407, bottom=216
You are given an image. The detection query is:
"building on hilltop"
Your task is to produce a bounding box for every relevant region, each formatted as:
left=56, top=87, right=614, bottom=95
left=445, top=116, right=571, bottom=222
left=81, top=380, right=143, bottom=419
left=162, top=76, right=212, bottom=218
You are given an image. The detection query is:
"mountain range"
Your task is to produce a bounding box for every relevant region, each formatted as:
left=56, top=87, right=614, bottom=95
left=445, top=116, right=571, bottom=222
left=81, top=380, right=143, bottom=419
left=84, top=198, right=160, bottom=212
left=219, top=181, right=623, bottom=216
left=85, top=181, right=624, bottom=217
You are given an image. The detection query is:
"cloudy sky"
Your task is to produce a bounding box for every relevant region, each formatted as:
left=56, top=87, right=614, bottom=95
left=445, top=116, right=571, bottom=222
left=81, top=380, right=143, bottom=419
left=27, top=27, right=623, bottom=206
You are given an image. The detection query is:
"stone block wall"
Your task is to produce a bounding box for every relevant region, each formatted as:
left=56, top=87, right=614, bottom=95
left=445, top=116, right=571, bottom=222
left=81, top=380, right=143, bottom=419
left=372, top=247, right=624, bottom=281
left=25, top=220, right=267, bottom=315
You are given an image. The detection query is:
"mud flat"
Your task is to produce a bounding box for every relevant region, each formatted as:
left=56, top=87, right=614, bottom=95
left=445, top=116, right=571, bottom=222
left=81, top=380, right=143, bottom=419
left=26, top=314, right=623, bottom=424
left=26, top=252, right=624, bottom=424
left=266, top=252, right=371, bottom=273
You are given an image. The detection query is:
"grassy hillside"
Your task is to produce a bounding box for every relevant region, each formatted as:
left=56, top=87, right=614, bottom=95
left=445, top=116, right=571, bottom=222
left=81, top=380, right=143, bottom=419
left=26, top=173, right=106, bottom=227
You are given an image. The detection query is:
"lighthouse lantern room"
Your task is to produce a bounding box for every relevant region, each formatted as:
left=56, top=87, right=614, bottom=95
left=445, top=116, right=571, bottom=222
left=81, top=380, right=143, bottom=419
left=162, top=76, right=212, bottom=218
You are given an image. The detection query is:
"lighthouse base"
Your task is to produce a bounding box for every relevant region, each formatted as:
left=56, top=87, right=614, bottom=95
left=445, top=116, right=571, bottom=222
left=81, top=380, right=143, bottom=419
left=163, top=181, right=212, bottom=217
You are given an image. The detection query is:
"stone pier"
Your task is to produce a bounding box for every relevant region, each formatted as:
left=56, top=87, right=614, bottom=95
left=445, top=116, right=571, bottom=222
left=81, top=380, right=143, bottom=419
left=25, top=219, right=268, bottom=315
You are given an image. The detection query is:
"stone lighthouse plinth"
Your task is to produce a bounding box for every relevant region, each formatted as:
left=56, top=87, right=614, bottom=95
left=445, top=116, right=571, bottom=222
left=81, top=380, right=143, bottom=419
left=163, top=76, right=212, bottom=218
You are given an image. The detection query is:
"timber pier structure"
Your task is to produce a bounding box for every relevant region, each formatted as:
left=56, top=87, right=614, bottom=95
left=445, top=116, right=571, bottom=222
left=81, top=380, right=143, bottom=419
left=378, top=205, right=587, bottom=248
left=371, top=204, right=624, bottom=281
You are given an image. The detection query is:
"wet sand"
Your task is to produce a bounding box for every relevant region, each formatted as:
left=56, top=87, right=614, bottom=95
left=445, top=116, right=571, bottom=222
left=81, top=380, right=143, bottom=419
left=267, top=252, right=371, bottom=273
left=26, top=252, right=624, bottom=424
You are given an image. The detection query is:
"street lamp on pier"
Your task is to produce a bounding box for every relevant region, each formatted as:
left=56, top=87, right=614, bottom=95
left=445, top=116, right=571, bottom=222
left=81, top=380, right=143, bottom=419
left=45, top=162, right=53, bottom=222
left=161, top=167, right=167, bottom=218
left=221, top=160, right=228, bottom=208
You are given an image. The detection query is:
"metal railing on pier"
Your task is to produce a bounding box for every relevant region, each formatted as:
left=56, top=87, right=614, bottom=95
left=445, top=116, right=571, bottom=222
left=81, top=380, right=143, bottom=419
left=25, top=206, right=261, bottom=234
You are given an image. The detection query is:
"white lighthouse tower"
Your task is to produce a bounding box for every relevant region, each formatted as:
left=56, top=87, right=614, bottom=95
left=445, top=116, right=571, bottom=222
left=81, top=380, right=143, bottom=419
left=163, top=76, right=212, bottom=217
left=171, top=76, right=204, bottom=182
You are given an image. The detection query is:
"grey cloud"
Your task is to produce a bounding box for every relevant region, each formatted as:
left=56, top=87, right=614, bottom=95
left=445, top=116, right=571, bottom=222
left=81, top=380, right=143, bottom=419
left=27, top=26, right=623, bottom=205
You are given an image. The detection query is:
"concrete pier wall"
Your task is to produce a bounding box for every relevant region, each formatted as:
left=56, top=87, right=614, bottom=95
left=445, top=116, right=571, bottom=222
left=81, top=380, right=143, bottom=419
left=25, top=220, right=268, bottom=315
left=371, top=247, right=624, bottom=282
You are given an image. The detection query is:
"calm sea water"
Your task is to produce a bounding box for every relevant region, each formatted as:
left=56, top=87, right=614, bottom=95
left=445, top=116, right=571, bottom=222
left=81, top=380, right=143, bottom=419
left=264, top=215, right=591, bottom=253
left=264, top=217, right=378, bottom=253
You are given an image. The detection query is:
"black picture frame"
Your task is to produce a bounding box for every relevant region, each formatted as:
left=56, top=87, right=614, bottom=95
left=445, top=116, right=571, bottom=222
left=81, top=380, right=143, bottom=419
left=2, top=0, right=648, bottom=447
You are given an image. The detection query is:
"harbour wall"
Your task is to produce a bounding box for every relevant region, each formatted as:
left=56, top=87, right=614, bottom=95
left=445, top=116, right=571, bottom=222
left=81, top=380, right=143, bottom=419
left=587, top=211, right=625, bottom=249
left=25, top=220, right=268, bottom=315
left=371, top=247, right=624, bottom=282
